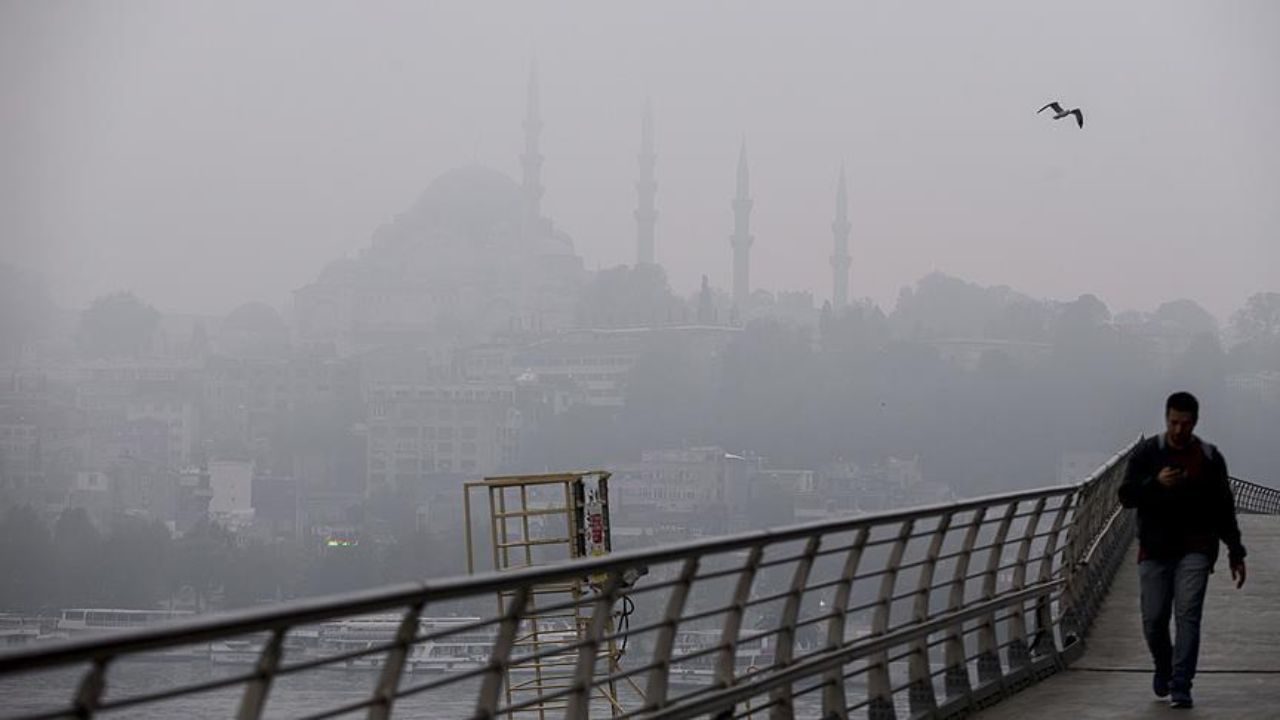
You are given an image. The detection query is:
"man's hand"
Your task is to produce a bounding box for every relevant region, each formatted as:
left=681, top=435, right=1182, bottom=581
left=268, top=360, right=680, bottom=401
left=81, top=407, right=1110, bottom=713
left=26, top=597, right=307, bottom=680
left=1156, top=466, right=1185, bottom=488
left=1231, top=559, right=1247, bottom=589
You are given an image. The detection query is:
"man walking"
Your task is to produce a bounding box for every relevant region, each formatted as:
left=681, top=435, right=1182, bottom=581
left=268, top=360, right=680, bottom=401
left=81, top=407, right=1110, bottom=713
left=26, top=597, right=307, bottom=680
left=1118, top=391, right=1247, bottom=709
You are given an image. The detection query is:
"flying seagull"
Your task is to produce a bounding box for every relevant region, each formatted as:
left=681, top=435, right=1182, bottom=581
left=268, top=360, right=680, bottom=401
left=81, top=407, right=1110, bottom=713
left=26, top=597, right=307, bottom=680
left=1038, top=101, right=1084, bottom=128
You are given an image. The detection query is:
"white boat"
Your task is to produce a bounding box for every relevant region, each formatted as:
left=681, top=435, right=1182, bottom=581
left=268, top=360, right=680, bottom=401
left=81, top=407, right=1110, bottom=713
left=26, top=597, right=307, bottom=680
left=0, top=615, right=46, bottom=650
left=0, top=627, right=41, bottom=649
left=56, top=608, right=205, bottom=660
left=56, top=608, right=195, bottom=635
left=209, top=639, right=262, bottom=665
left=318, top=615, right=487, bottom=671
left=409, top=631, right=494, bottom=674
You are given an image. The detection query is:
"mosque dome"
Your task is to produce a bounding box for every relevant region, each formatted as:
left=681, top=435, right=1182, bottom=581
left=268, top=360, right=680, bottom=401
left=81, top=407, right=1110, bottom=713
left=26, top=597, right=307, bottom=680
left=413, top=166, right=523, bottom=223
left=369, top=166, right=525, bottom=253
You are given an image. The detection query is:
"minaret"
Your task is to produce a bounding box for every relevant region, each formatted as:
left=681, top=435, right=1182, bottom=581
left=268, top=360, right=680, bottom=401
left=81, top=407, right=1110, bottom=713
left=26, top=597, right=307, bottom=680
left=730, top=139, right=754, bottom=312
left=831, top=165, right=852, bottom=309
left=521, top=61, right=544, bottom=224
left=635, top=100, right=657, bottom=266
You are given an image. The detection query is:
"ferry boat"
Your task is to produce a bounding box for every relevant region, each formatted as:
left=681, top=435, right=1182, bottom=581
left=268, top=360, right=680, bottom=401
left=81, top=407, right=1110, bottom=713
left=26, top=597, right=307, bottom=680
left=208, top=639, right=261, bottom=665
left=56, top=608, right=204, bottom=660
left=56, top=608, right=195, bottom=635
left=208, top=627, right=321, bottom=665
left=0, top=615, right=43, bottom=650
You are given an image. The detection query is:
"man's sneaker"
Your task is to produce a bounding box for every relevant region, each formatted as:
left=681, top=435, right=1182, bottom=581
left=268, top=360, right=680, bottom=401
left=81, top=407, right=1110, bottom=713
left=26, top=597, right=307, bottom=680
left=1170, top=686, right=1193, bottom=709
left=1152, top=673, right=1171, bottom=698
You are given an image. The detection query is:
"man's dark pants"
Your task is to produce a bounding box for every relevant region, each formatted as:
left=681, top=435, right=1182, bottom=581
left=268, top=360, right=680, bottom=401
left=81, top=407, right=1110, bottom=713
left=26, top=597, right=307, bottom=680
left=1139, top=552, right=1212, bottom=688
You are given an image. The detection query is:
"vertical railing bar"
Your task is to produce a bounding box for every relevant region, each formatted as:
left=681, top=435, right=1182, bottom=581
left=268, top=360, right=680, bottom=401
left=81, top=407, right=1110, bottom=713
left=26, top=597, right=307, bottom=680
left=905, top=511, right=952, bottom=716
left=73, top=657, right=109, bottom=720
left=1005, top=497, right=1048, bottom=671
left=517, top=481, right=548, bottom=720
left=465, top=484, right=476, bottom=572
left=767, top=534, right=822, bottom=720
left=484, top=485, right=511, bottom=714
left=867, top=518, right=914, bottom=720
left=942, top=506, right=986, bottom=703
left=497, top=486, right=512, bottom=570
left=711, top=544, right=766, bottom=720
left=975, top=501, right=1018, bottom=689
left=645, top=556, right=701, bottom=710
left=236, top=627, right=286, bottom=720
left=366, top=600, right=425, bottom=720
left=1031, top=496, right=1073, bottom=658
left=487, top=485, right=502, bottom=574
left=475, top=584, right=531, bottom=720
left=564, top=477, right=585, bottom=720
left=1055, top=486, right=1089, bottom=648
left=820, top=526, right=869, bottom=720
left=520, top=484, right=536, bottom=568
left=565, top=573, right=623, bottom=720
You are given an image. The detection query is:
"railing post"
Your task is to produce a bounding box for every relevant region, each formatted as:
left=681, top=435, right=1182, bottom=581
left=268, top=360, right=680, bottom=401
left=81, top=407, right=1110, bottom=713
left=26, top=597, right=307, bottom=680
left=906, top=512, right=952, bottom=717
left=236, top=628, right=286, bottom=720
left=820, top=527, right=868, bottom=720
left=768, top=535, right=822, bottom=720
left=1004, top=497, right=1047, bottom=674
left=1056, top=487, right=1088, bottom=651
left=367, top=600, right=425, bottom=720
left=566, top=573, right=623, bottom=720
left=942, top=507, right=985, bottom=704
left=73, top=657, right=109, bottom=720
left=711, top=544, right=765, bottom=720
left=645, top=556, right=700, bottom=711
left=975, top=502, right=1017, bottom=689
left=1059, top=438, right=1140, bottom=654
left=867, top=519, right=914, bottom=720
left=475, top=584, right=531, bottom=720
left=1030, top=496, right=1073, bottom=662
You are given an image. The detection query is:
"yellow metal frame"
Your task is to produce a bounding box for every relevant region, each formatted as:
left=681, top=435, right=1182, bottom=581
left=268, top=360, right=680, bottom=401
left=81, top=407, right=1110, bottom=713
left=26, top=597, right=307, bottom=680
left=464, top=471, right=633, bottom=718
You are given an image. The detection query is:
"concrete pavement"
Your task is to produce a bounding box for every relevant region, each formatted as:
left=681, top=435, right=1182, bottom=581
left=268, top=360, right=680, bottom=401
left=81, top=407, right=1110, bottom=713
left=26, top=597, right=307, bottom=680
left=977, top=514, right=1280, bottom=719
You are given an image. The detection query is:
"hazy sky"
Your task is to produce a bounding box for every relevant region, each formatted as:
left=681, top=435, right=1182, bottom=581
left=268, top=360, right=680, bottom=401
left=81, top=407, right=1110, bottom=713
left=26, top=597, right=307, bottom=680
left=2, top=1, right=1277, bottom=319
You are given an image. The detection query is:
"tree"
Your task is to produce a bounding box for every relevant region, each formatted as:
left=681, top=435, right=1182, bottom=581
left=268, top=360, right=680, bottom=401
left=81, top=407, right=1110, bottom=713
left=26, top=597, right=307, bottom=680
left=891, top=273, right=1037, bottom=341
left=53, top=508, right=103, bottom=607
left=1169, top=332, right=1227, bottom=415
left=1228, top=292, right=1280, bottom=372
left=167, top=519, right=236, bottom=611
left=97, top=515, right=171, bottom=607
left=619, top=334, right=715, bottom=451
left=1230, top=292, right=1280, bottom=344
left=78, top=291, right=161, bottom=358
left=718, top=320, right=815, bottom=464
left=1153, top=299, right=1218, bottom=336
left=576, top=264, right=686, bottom=327
left=0, top=506, right=56, bottom=611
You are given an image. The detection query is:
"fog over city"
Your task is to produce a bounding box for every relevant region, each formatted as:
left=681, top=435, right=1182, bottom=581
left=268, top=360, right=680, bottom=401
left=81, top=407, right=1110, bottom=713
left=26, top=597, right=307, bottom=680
left=0, top=3, right=1278, bottom=708
left=4, top=2, right=1278, bottom=316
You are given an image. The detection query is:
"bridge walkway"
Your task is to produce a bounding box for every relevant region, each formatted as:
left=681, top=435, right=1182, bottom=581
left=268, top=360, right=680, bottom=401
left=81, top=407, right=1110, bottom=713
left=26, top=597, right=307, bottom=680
left=978, top=514, right=1280, bottom=719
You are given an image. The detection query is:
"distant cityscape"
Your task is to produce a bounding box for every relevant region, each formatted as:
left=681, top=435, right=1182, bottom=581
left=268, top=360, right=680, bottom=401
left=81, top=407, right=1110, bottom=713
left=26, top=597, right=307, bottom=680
left=2, top=66, right=1278, bottom=618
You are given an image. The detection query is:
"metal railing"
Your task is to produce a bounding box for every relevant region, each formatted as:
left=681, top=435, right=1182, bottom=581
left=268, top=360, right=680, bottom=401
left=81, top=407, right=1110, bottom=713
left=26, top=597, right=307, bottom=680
left=0, top=439, right=1269, bottom=720
left=1230, top=476, right=1280, bottom=515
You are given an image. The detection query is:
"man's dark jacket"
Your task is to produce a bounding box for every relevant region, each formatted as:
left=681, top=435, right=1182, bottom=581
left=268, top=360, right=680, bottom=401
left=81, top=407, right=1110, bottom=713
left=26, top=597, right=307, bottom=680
left=1117, top=435, right=1246, bottom=567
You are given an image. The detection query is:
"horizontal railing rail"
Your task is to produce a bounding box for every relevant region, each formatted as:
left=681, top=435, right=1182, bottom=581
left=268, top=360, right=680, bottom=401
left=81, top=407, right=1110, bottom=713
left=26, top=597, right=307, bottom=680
left=1, top=439, right=1273, bottom=720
